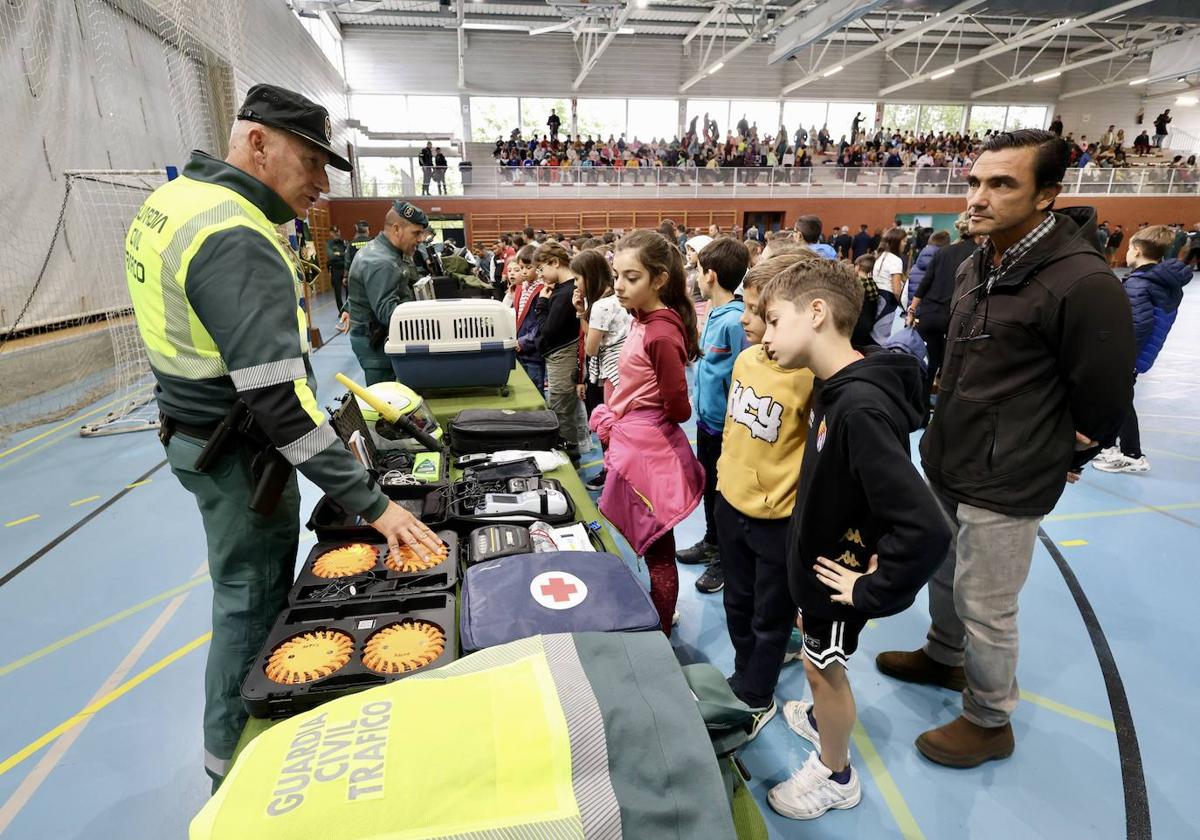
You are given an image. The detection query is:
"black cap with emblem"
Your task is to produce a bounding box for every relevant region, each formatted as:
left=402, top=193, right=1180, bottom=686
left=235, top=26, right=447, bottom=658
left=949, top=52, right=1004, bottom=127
left=236, top=83, right=353, bottom=172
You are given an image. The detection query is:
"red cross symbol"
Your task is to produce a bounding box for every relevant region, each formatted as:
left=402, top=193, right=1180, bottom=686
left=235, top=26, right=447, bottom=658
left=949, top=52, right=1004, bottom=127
left=540, top=577, right=578, bottom=603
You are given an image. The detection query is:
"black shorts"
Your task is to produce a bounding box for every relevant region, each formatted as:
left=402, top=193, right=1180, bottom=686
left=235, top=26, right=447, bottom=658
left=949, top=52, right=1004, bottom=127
left=797, top=611, right=868, bottom=670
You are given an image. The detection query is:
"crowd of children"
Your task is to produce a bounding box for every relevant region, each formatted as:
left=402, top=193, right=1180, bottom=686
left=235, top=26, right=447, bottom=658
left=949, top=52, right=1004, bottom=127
left=478, top=208, right=1190, bottom=822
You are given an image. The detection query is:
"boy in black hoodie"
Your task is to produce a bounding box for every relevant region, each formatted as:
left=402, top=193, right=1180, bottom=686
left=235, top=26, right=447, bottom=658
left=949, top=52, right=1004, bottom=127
left=758, top=259, right=951, bottom=821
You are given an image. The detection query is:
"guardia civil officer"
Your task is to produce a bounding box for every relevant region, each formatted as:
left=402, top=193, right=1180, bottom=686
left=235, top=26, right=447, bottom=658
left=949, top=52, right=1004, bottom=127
left=344, top=219, right=371, bottom=271
left=339, top=200, right=427, bottom=385
left=123, top=84, right=441, bottom=792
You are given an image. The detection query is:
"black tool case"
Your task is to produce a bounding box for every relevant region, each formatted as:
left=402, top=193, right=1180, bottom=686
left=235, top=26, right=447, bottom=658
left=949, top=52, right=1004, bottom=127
left=289, top=531, right=459, bottom=604
left=241, top=591, right=457, bottom=719
left=306, top=482, right=449, bottom=542
left=448, top=409, right=561, bottom=455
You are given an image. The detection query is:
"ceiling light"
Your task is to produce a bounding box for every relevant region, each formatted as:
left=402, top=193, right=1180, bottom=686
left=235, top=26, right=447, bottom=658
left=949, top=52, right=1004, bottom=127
left=637, top=0, right=649, bottom=6
left=1176, top=95, right=1198, bottom=106
left=822, top=65, right=844, bottom=78
left=708, top=61, right=725, bottom=74
left=618, top=26, right=636, bottom=34
left=1033, top=71, right=1062, bottom=83
left=1127, top=77, right=1148, bottom=85
left=462, top=22, right=527, bottom=31
left=931, top=68, right=955, bottom=80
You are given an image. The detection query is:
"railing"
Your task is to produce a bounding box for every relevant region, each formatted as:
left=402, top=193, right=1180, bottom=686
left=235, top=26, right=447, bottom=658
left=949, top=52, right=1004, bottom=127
left=352, top=165, right=1200, bottom=199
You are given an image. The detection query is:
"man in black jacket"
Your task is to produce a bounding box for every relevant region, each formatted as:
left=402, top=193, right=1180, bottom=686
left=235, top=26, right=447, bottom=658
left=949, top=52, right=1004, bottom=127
left=906, top=212, right=975, bottom=403
left=877, top=130, right=1135, bottom=768
left=418, top=141, right=434, bottom=195
left=851, top=224, right=871, bottom=260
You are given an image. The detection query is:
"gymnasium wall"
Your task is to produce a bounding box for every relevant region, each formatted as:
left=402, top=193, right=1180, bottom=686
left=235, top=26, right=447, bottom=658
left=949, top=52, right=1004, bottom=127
left=328, top=195, right=1200, bottom=261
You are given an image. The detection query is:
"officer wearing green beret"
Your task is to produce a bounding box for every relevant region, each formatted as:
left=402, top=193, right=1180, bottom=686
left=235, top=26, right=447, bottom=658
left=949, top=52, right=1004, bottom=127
left=123, top=84, right=441, bottom=792
left=339, top=200, right=428, bottom=385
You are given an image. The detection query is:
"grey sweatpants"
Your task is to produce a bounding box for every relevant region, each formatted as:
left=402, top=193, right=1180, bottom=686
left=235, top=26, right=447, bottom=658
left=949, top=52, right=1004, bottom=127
left=924, top=494, right=1042, bottom=728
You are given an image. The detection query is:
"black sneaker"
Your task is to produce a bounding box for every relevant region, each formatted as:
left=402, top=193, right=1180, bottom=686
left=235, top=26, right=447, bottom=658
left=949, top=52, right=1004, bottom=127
left=584, top=470, right=606, bottom=492
left=677, top=539, right=718, bottom=565
left=696, top=562, right=724, bottom=593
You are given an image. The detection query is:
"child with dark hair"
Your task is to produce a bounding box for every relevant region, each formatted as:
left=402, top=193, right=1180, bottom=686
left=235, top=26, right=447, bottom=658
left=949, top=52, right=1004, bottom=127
left=678, top=238, right=750, bottom=595
left=589, top=230, right=704, bottom=635
left=511, top=244, right=545, bottom=392
left=759, top=258, right=950, bottom=821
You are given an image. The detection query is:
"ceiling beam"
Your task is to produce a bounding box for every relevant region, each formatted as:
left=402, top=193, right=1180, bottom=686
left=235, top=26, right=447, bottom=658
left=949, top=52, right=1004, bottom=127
left=972, top=31, right=1169, bottom=97
left=572, top=1, right=636, bottom=90
left=455, top=0, right=465, bottom=89
left=782, top=0, right=983, bottom=95
left=1057, top=69, right=1153, bottom=99
left=679, top=0, right=806, bottom=93
left=682, top=2, right=728, bottom=45
left=878, top=0, right=1155, bottom=97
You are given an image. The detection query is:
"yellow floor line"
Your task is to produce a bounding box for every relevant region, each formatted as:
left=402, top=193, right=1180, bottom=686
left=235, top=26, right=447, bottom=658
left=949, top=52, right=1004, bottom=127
left=68, top=495, right=101, bottom=507
left=851, top=720, right=927, bottom=840
left=1020, top=690, right=1115, bottom=732
left=0, top=385, right=154, bottom=463
left=1044, top=500, right=1200, bottom=523
left=0, top=631, right=211, bottom=779
left=4, top=515, right=40, bottom=528
left=0, top=574, right=211, bottom=679
left=125, top=479, right=153, bottom=489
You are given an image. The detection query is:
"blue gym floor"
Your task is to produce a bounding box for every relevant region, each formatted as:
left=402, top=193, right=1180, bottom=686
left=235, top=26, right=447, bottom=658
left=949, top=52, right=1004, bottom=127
left=1, top=289, right=1198, bottom=839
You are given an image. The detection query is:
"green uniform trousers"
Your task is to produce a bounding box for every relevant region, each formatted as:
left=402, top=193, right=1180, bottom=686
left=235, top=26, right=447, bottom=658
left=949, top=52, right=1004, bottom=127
left=349, top=331, right=394, bottom=386
left=164, top=431, right=299, bottom=791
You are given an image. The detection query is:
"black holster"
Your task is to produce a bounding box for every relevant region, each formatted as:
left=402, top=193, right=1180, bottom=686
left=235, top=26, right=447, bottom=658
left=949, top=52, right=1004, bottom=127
left=193, top=400, right=292, bottom=517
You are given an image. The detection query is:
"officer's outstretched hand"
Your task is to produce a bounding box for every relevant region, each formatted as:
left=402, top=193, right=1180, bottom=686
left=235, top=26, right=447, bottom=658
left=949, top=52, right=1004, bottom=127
left=369, top=500, right=442, bottom=560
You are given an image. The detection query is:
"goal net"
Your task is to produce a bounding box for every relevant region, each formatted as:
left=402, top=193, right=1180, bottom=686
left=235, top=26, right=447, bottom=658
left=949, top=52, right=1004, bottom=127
left=0, top=0, right=243, bottom=442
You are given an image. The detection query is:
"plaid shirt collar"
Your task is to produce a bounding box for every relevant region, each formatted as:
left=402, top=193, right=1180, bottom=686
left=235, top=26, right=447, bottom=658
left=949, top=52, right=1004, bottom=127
left=982, top=212, right=1056, bottom=290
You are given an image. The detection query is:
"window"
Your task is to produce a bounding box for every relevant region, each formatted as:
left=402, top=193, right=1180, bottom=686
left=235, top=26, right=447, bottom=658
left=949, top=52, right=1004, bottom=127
left=351, top=95, right=408, bottom=136
left=351, top=95, right=462, bottom=140
left=729, top=100, right=782, bottom=138
left=1005, top=105, right=1048, bottom=130
left=917, top=104, right=966, bottom=134
left=627, top=98, right=679, bottom=142
left=686, top=99, right=730, bottom=138
left=470, top=97, right=519, bottom=142
left=882, top=104, right=919, bottom=134
left=407, top=96, right=462, bottom=136
left=520, top=98, right=571, bottom=140
left=296, top=12, right=344, bottom=77
left=357, top=157, right=414, bottom=197
left=782, top=101, right=829, bottom=136
left=968, top=105, right=1007, bottom=134
left=577, top=99, right=627, bottom=141
left=825, top=102, right=874, bottom=140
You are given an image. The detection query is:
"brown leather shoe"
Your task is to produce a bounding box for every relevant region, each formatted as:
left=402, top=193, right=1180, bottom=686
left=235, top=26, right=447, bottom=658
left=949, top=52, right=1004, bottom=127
left=875, top=649, right=967, bottom=691
left=916, top=716, right=1014, bottom=768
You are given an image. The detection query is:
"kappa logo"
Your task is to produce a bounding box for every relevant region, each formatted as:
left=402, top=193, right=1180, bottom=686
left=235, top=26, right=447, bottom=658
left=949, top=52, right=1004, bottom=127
left=834, top=550, right=862, bottom=569
left=728, top=380, right=784, bottom=443
left=530, top=571, right=588, bottom=610
left=842, top=528, right=864, bottom=547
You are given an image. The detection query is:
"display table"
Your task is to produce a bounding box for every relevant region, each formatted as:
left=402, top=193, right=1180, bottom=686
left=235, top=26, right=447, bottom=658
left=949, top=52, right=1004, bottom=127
left=233, top=363, right=617, bottom=757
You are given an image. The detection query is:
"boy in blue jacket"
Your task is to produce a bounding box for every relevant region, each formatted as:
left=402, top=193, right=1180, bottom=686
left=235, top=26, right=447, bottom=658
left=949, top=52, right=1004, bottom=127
left=1094, top=224, right=1191, bottom=474
left=677, top=238, right=749, bottom=594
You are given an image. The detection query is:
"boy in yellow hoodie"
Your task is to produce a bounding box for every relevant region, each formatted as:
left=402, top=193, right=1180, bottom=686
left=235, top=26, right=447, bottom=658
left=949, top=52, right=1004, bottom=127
left=717, top=252, right=819, bottom=735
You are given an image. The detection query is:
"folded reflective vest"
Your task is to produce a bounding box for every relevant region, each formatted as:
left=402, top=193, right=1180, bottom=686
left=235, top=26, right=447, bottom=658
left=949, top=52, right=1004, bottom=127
left=191, top=632, right=736, bottom=840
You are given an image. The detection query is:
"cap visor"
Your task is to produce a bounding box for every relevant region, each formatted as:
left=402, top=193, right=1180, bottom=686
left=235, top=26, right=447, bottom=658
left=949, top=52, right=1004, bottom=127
left=285, top=127, right=353, bottom=172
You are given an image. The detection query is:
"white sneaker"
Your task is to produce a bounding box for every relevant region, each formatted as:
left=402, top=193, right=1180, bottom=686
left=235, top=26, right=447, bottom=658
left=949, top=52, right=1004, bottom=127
left=782, top=699, right=821, bottom=750
left=768, top=751, right=861, bottom=820
left=1094, top=454, right=1151, bottom=474
left=1092, top=446, right=1122, bottom=465
left=746, top=700, right=777, bottom=742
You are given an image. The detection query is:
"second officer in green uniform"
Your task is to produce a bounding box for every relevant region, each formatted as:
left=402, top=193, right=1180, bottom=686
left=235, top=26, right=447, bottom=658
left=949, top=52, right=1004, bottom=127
left=341, top=200, right=428, bottom=385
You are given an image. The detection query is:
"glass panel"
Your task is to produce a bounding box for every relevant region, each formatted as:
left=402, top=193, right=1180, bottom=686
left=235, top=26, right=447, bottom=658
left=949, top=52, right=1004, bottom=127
left=470, top=96, right=518, bottom=142
left=729, top=100, right=782, bottom=139
left=782, top=101, right=829, bottom=140
left=825, top=102, right=874, bottom=143
left=406, top=96, right=463, bottom=135
left=577, top=98, right=628, bottom=142
left=685, top=99, right=730, bottom=139
left=519, top=97, right=572, bottom=141
left=357, top=157, right=413, bottom=197
left=917, top=104, right=966, bottom=134
left=1005, top=105, right=1048, bottom=130
left=968, top=105, right=1007, bottom=134
left=627, top=98, right=679, bottom=142
left=882, top=103, right=919, bottom=134
left=350, top=95, right=408, bottom=133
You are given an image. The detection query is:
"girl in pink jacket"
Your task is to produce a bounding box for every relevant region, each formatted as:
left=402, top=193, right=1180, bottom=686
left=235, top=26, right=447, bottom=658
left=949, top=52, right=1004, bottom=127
left=590, top=230, right=705, bottom=635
